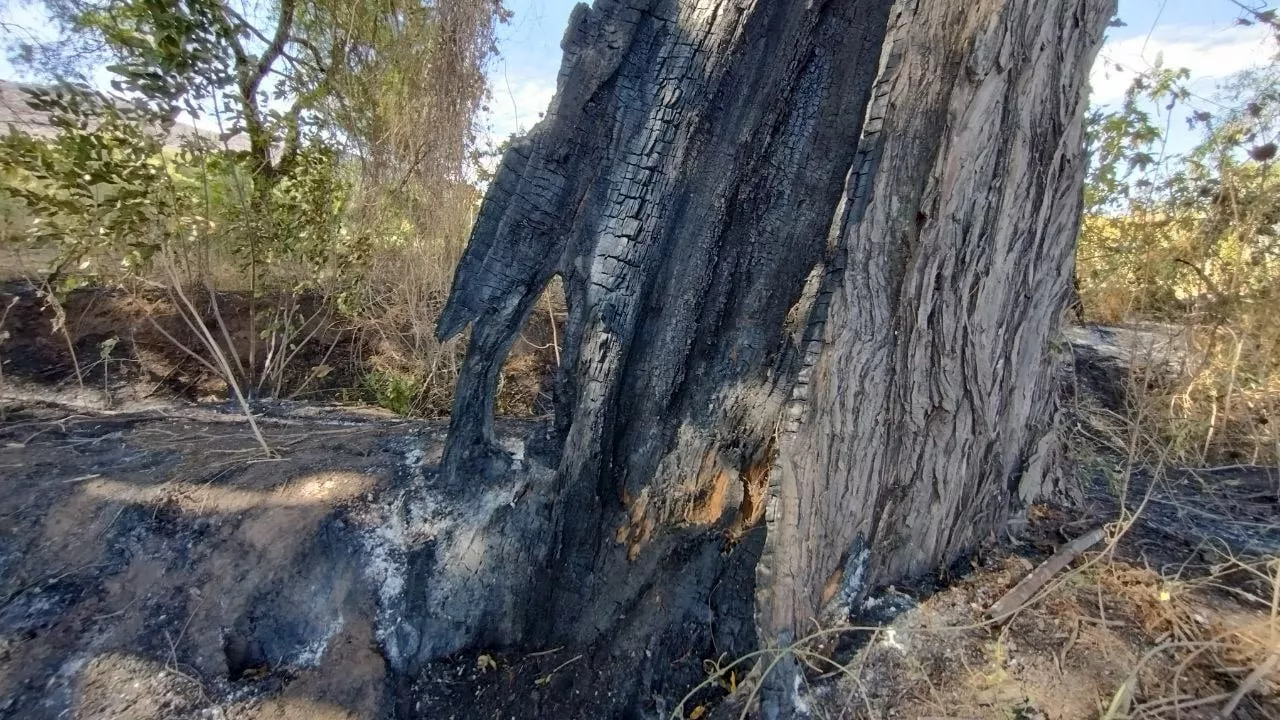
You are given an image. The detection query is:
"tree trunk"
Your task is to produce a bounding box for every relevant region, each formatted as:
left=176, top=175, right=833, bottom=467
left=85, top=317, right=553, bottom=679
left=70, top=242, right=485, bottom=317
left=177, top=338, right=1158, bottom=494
left=756, top=0, right=1110, bottom=641
left=430, top=0, right=1112, bottom=713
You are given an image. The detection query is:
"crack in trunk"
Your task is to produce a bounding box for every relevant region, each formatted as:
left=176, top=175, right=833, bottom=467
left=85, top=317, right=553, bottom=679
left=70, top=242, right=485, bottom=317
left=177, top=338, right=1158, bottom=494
left=428, top=0, right=1114, bottom=714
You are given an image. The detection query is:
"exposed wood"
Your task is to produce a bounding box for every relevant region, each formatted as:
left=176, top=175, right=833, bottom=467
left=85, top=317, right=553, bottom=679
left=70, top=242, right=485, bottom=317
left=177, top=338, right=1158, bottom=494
left=433, top=0, right=1113, bottom=713
left=987, top=527, right=1106, bottom=620
left=436, top=0, right=898, bottom=652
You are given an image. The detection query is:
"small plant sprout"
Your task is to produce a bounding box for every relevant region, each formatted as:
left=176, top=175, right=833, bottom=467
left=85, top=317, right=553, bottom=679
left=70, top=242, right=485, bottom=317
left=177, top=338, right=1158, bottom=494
left=98, top=336, right=118, bottom=406
left=0, top=295, right=16, bottom=422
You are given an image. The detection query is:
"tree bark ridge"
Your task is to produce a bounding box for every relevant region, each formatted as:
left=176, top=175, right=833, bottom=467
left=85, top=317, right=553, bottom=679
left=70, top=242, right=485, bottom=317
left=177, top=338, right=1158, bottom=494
left=758, top=0, right=1113, bottom=638
left=437, top=0, right=897, bottom=648
left=432, top=0, right=1113, bottom=706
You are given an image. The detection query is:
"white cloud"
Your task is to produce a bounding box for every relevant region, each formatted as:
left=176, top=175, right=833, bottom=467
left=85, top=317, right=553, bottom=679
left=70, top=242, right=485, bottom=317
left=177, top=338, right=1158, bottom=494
left=1091, top=24, right=1275, bottom=107
left=483, top=66, right=557, bottom=144
left=472, top=21, right=1276, bottom=164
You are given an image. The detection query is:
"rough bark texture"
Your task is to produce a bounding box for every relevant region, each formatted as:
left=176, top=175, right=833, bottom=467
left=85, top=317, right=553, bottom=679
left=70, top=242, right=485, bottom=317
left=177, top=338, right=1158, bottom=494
left=438, top=0, right=896, bottom=647
left=756, top=0, right=1112, bottom=641
left=433, top=0, right=1112, bottom=712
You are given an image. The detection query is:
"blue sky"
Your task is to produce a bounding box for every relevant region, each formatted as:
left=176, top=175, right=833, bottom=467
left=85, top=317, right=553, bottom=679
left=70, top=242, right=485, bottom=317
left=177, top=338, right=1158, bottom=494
left=481, top=0, right=1277, bottom=153
left=1092, top=1, right=1276, bottom=154
left=481, top=0, right=581, bottom=142
left=2, top=0, right=1276, bottom=153
left=1093, top=1, right=1275, bottom=103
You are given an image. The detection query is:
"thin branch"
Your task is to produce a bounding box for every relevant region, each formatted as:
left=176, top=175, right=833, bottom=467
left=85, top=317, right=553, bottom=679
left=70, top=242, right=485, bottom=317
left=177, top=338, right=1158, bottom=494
left=249, top=0, right=298, bottom=97
left=1217, top=652, right=1279, bottom=718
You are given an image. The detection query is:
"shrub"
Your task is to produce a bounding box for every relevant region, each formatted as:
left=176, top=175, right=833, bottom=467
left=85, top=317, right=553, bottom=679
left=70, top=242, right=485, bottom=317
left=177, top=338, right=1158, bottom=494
left=1078, top=61, right=1280, bottom=465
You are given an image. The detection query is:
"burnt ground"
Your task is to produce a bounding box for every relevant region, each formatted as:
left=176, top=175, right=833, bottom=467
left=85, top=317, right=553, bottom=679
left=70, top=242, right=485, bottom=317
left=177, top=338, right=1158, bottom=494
left=0, top=402, right=730, bottom=720
left=0, top=403, right=423, bottom=720
left=0, top=322, right=1276, bottom=720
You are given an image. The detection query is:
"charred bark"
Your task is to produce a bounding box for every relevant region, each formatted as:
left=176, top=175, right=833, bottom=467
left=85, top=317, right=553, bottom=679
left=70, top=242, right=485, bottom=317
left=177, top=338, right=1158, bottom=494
left=431, top=0, right=1112, bottom=713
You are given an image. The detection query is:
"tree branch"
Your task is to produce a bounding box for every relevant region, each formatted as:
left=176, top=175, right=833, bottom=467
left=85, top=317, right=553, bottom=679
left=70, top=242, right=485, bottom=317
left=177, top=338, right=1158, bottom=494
left=208, top=0, right=253, bottom=82
left=1173, top=257, right=1223, bottom=302
left=275, top=99, right=304, bottom=178
left=247, top=0, right=297, bottom=98
left=219, top=3, right=318, bottom=75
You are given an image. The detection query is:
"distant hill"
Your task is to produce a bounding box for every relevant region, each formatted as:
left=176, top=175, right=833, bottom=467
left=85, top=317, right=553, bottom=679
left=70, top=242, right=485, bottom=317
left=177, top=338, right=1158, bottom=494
left=0, top=78, right=249, bottom=151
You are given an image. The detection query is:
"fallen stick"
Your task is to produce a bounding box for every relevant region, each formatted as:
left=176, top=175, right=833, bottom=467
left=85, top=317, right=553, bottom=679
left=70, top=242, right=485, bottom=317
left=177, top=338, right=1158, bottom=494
left=1216, top=652, right=1278, bottom=719
left=987, top=527, right=1106, bottom=620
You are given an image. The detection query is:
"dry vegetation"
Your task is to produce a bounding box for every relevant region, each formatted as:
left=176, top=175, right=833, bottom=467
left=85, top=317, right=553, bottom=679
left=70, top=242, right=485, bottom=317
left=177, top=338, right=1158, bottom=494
left=1075, top=53, right=1280, bottom=467
left=0, top=2, right=1276, bottom=719
left=0, top=0, right=563, bottom=419
left=666, top=396, right=1279, bottom=719
left=665, top=21, right=1280, bottom=720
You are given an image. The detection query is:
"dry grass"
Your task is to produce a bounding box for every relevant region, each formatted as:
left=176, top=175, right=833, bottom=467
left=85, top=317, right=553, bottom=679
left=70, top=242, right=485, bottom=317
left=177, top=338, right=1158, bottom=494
left=0, top=0, right=524, bottom=420
left=1071, top=318, right=1280, bottom=468
left=666, top=356, right=1280, bottom=720
left=1069, top=359, right=1278, bottom=716
left=1076, top=72, right=1280, bottom=467
left=670, top=521, right=1278, bottom=719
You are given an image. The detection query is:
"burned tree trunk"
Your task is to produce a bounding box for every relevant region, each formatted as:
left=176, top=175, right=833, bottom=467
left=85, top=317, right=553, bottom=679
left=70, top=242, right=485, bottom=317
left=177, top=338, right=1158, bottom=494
left=756, top=0, right=1111, bottom=642
left=431, top=0, right=1112, bottom=712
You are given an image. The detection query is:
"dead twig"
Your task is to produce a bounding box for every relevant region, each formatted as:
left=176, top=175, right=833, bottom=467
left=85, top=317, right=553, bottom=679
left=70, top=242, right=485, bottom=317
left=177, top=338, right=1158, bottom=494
left=534, top=653, right=583, bottom=687
left=1216, top=652, right=1278, bottom=718
left=987, top=527, right=1107, bottom=620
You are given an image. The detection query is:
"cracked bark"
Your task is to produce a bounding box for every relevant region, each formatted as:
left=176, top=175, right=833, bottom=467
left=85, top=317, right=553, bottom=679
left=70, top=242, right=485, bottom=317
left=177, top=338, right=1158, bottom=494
left=432, top=0, right=1112, bottom=714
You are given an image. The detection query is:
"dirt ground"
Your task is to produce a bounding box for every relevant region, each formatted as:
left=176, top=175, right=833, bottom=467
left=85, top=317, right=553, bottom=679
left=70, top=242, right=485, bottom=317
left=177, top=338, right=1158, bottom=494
left=801, top=485, right=1280, bottom=720
left=1, top=306, right=1277, bottom=719
left=0, top=403, right=418, bottom=719
left=0, top=395, right=1275, bottom=719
